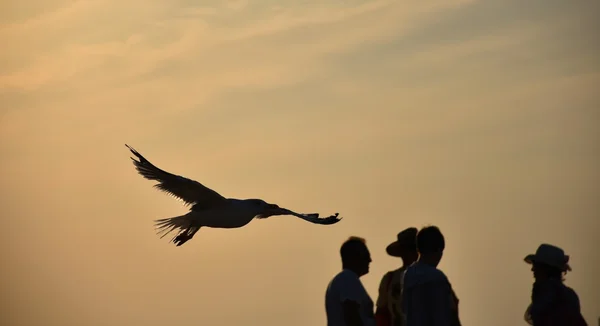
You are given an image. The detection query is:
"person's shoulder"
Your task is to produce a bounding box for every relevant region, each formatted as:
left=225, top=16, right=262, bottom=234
left=423, top=268, right=449, bottom=287
left=403, top=262, right=418, bottom=275
left=403, top=263, right=449, bottom=288
left=377, top=271, right=393, bottom=289
left=389, top=267, right=408, bottom=283
left=562, top=284, right=581, bottom=303
left=329, top=270, right=347, bottom=282
left=327, top=270, right=346, bottom=287
left=332, top=269, right=360, bottom=286
left=408, top=262, right=447, bottom=278
left=381, top=270, right=394, bottom=281
left=392, top=266, right=409, bottom=275
left=402, top=263, right=418, bottom=281
left=431, top=267, right=449, bottom=280
left=332, top=270, right=367, bottom=302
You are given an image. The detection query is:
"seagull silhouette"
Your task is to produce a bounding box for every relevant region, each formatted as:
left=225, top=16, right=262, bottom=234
left=125, top=144, right=342, bottom=246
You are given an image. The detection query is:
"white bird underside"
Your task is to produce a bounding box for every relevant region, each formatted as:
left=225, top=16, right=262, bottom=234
left=125, top=144, right=342, bottom=246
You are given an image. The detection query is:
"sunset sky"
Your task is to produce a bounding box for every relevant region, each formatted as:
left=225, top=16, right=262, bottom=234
left=1, top=0, right=598, bottom=325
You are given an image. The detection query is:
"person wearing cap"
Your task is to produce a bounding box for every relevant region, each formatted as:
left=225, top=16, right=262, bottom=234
left=375, top=228, right=419, bottom=326
left=523, top=243, right=587, bottom=326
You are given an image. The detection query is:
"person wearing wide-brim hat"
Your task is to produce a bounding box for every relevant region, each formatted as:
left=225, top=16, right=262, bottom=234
left=375, top=227, right=418, bottom=326
left=523, top=243, right=587, bottom=326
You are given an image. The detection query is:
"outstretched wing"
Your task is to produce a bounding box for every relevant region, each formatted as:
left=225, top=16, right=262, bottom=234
left=125, top=144, right=226, bottom=209
left=257, top=207, right=342, bottom=225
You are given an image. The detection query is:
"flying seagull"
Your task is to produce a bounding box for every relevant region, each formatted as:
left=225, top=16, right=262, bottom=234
left=125, top=144, right=342, bottom=246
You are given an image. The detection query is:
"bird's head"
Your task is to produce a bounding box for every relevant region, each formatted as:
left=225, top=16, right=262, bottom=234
left=247, top=199, right=279, bottom=210
left=246, top=199, right=283, bottom=215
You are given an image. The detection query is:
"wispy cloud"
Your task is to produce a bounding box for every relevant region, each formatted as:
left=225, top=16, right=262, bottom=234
left=0, top=0, right=475, bottom=92
left=0, top=0, right=485, bottom=148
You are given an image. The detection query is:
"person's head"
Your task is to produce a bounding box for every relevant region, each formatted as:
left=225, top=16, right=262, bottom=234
left=340, top=236, right=371, bottom=276
left=524, top=243, right=571, bottom=281
left=386, top=227, right=418, bottom=265
left=416, top=226, right=445, bottom=267
left=531, top=262, right=566, bottom=281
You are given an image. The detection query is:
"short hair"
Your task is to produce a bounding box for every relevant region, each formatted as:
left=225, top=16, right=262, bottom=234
left=340, top=236, right=367, bottom=262
left=416, top=226, right=445, bottom=254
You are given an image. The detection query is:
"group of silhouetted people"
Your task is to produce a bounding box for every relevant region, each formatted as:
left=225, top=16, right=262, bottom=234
left=324, top=225, right=588, bottom=326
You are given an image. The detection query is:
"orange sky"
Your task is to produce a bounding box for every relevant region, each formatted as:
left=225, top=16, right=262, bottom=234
left=1, top=0, right=599, bottom=325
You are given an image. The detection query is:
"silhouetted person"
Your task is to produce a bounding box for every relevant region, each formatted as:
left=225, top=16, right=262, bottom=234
left=401, top=226, right=461, bottom=326
left=325, top=236, right=375, bottom=326
left=375, top=227, right=419, bottom=326
left=523, top=243, right=587, bottom=326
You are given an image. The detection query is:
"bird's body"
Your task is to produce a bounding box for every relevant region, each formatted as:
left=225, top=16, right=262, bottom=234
left=182, top=199, right=265, bottom=228
left=125, top=144, right=342, bottom=246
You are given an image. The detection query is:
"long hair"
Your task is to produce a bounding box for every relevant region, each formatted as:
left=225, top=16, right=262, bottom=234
left=524, top=304, right=533, bottom=325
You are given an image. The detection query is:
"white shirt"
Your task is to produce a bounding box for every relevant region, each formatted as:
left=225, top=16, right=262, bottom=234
left=325, top=269, right=376, bottom=326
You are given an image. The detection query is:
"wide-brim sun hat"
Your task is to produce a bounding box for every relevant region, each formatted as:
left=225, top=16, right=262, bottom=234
left=524, top=243, right=572, bottom=272
left=385, top=227, right=418, bottom=257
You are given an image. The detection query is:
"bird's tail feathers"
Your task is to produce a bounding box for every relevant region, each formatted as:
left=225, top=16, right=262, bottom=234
left=154, top=214, right=199, bottom=246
